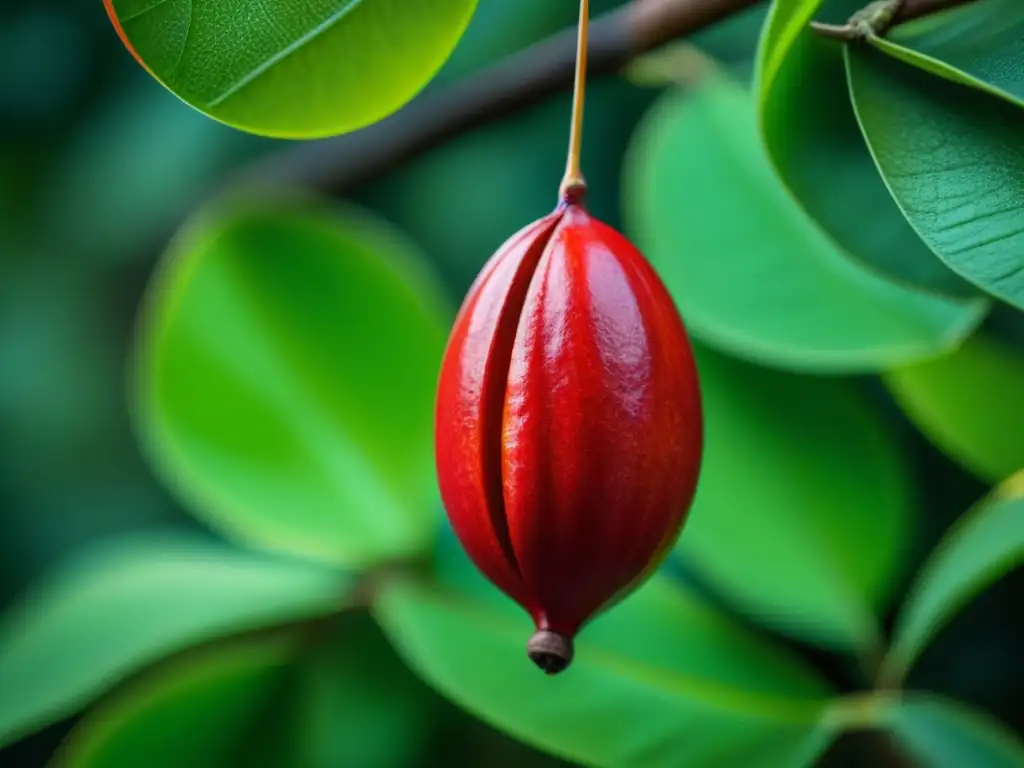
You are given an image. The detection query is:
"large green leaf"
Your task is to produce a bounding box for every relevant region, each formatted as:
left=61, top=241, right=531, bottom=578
left=0, top=535, right=349, bottom=747
left=624, top=77, right=984, bottom=373
left=57, top=638, right=297, bottom=767
left=879, top=695, right=1024, bottom=768
left=374, top=546, right=835, bottom=768
left=882, top=480, right=1024, bottom=685
left=103, top=0, right=478, bottom=138
left=135, top=200, right=448, bottom=567
left=675, top=345, right=910, bottom=652
left=875, top=0, right=1024, bottom=108
left=884, top=333, right=1024, bottom=482
left=60, top=616, right=435, bottom=768
left=255, top=614, right=436, bottom=768
left=845, top=44, right=1024, bottom=311
left=757, top=0, right=976, bottom=298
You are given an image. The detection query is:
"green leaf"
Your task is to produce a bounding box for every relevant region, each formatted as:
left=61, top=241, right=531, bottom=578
left=624, top=77, right=985, bottom=373
left=882, top=481, right=1024, bottom=684
left=375, top=555, right=835, bottom=768
left=61, top=615, right=434, bottom=768
left=135, top=199, right=448, bottom=567
left=879, top=694, right=1024, bottom=768
left=884, top=333, right=1024, bottom=482
left=0, top=535, right=349, bottom=747
left=875, top=0, right=1024, bottom=108
left=675, top=344, right=910, bottom=652
left=756, top=0, right=822, bottom=93
left=105, top=0, right=478, bottom=138
left=757, top=0, right=976, bottom=298
left=845, top=44, right=1024, bottom=311
left=57, top=638, right=297, bottom=767
left=255, top=614, right=436, bottom=768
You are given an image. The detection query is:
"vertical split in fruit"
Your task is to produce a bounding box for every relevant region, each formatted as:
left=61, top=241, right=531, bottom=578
left=434, top=0, right=704, bottom=675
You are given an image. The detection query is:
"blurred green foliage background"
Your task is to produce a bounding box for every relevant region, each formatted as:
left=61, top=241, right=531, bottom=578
left=1, top=0, right=1021, bottom=765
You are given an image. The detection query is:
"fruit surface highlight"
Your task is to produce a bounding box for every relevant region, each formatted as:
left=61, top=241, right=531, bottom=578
left=435, top=199, right=703, bottom=674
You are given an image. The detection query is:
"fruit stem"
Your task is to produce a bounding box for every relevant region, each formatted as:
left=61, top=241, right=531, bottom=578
left=559, top=0, right=589, bottom=204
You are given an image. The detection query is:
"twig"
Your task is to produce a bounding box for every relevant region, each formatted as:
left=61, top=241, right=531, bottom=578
left=230, top=0, right=760, bottom=196
left=142, top=0, right=977, bottom=254
left=812, top=0, right=978, bottom=41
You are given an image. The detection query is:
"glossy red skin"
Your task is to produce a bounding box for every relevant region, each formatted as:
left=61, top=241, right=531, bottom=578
left=436, top=202, right=702, bottom=638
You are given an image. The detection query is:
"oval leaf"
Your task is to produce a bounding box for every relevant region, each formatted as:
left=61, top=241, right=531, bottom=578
left=675, top=344, right=911, bottom=652
left=756, top=0, right=976, bottom=298
left=845, top=45, right=1024, bottom=311
left=884, top=333, right=1024, bottom=481
left=256, top=614, right=435, bottom=768
left=374, top=545, right=835, bottom=768
left=879, top=694, right=1024, bottom=768
left=0, top=535, right=349, bottom=747
left=624, top=78, right=984, bottom=373
left=876, top=0, right=1024, bottom=108
left=883, top=480, right=1024, bottom=684
left=103, top=0, right=478, bottom=138
left=134, top=200, right=448, bottom=567
left=57, top=638, right=297, bottom=767
left=61, top=616, right=434, bottom=768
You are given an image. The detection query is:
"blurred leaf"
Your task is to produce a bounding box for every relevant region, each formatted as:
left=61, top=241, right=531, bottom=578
left=40, top=76, right=252, bottom=266
left=624, top=78, right=985, bottom=373
left=375, top=552, right=835, bottom=768
left=675, top=345, right=910, bottom=652
left=103, top=0, right=478, bottom=138
left=628, top=3, right=771, bottom=88
left=878, top=694, right=1024, bottom=768
left=135, top=200, right=448, bottom=567
left=57, top=637, right=296, bottom=767
left=884, top=333, right=1024, bottom=482
left=882, top=481, right=1023, bottom=685
left=757, top=0, right=975, bottom=297
left=0, top=534, right=349, bottom=747
left=876, top=0, right=1024, bottom=107
left=845, top=45, right=1024, bottom=311
left=255, top=614, right=436, bottom=768
left=688, top=0, right=771, bottom=82
left=0, top=7, right=91, bottom=125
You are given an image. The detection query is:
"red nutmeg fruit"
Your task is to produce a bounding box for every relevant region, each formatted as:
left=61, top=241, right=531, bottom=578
left=435, top=199, right=703, bottom=675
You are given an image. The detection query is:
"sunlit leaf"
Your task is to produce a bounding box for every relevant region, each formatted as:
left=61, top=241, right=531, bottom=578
left=882, top=480, right=1024, bottom=684
left=0, top=535, right=349, bottom=747
left=135, top=199, right=448, bottom=567
left=625, top=78, right=985, bottom=373
left=757, top=0, right=976, bottom=297
left=103, top=0, right=478, bottom=138
left=884, top=333, right=1024, bottom=482
left=375, top=544, right=835, bottom=768
left=845, top=44, right=1024, bottom=311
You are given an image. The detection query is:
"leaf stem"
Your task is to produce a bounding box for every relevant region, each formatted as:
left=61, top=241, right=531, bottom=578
left=560, top=0, right=590, bottom=203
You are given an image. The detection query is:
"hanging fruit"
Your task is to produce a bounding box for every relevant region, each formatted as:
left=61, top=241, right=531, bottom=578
left=434, top=0, right=704, bottom=675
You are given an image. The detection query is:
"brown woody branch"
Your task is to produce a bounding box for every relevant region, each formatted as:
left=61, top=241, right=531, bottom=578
left=207, top=0, right=976, bottom=207
left=232, top=0, right=761, bottom=196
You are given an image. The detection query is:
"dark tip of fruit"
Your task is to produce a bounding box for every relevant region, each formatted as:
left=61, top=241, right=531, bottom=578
left=527, top=630, right=574, bottom=675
